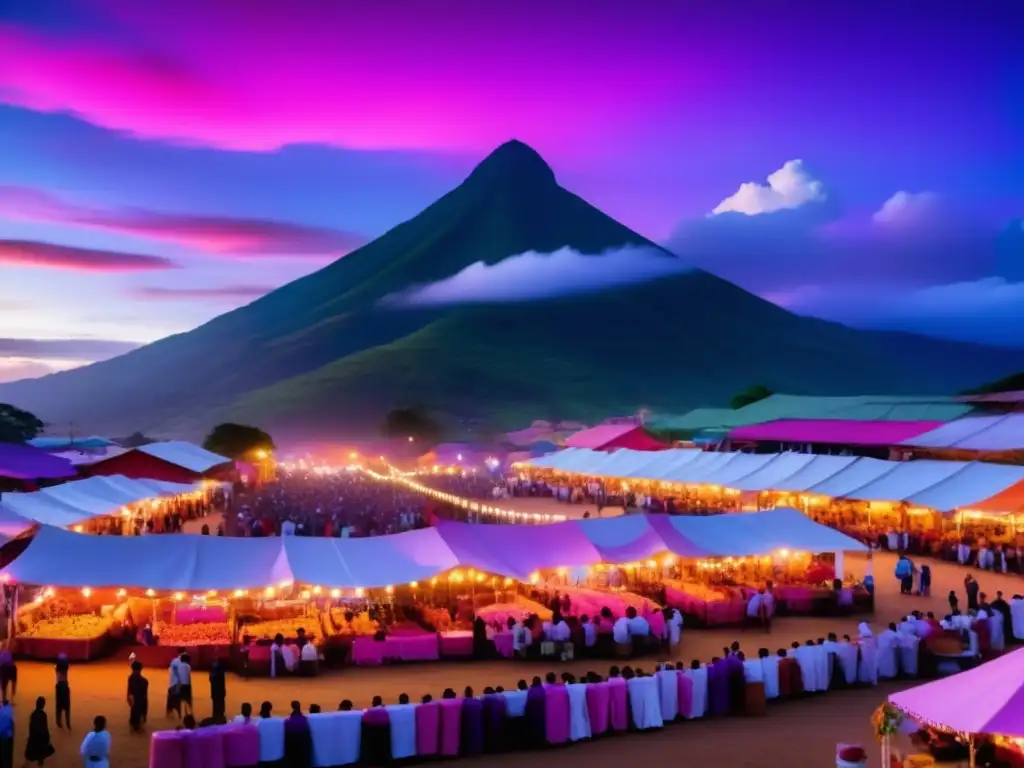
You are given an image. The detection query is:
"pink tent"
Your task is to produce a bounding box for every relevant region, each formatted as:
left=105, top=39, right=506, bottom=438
left=888, top=648, right=1024, bottom=736
left=564, top=425, right=667, bottom=452
left=728, top=419, right=942, bottom=447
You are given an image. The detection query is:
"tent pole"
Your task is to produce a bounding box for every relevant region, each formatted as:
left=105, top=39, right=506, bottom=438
left=968, top=734, right=975, bottom=768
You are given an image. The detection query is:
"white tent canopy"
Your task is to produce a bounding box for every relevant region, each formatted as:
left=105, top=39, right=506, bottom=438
left=137, top=441, right=232, bottom=473
left=2, top=510, right=865, bottom=590
left=521, top=448, right=1024, bottom=512
left=0, top=474, right=204, bottom=536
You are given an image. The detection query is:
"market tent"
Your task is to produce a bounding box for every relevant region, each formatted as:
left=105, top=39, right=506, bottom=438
left=29, top=436, right=115, bottom=451
left=759, top=455, right=860, bottom=492
left=889, top=647, right=1024, bottom=737
left=577, top=515, right=670, bottom=563
left=564, top=424, right=667, bottom=452
left=729, top=452, right=819, bottom=492
left=835, top=459, right=969, bottom=503
left=0, top=443, right=76, bottom=480
left=285, top=528, right=459, bottom=588
left=700, top=453, right=779, bottom=487
left=665, top=508, right=867, bottom=557
left=903, top=414, right=1024, bottom=452
left=2, top=510, right=868, bottom=589
left=901, top=462, right=1024, bottom=512
left=0, top=493, right=95, bottom=527
left=436, top=520, right=601, bottom=581
left=728, top=419, right=943, bottom=447
left=802, top=457, right=897, bottom=498
left=519, top=448, right=1024, bottom=512
left=137, top=441, right=232, bottom=473
left=37, top=483, right=131, bottom=517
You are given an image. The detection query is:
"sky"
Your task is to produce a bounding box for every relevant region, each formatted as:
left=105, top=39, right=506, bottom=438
left=0, top=0, right=1022, bottom=383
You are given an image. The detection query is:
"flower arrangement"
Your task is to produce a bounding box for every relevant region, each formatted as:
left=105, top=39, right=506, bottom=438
left=871, top=703, right=903, bottom=742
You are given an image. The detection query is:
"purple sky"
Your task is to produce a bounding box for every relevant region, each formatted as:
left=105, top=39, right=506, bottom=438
left=0, top=0, right=1021, bottom=382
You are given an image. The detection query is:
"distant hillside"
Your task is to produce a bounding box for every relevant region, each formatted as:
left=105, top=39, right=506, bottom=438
left=0, top=140, right=1019, bottom=440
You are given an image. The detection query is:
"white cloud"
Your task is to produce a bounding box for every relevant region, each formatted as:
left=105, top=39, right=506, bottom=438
left=711, top=160, right=826, bottom=216
left=382, top=245, right=689, bottom=307
left=872, top=191, right=941, bottom=225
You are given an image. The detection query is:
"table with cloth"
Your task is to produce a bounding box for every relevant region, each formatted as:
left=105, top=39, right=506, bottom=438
left=351, top=633, right=440, bottom=665
left=664, top=581, right=746, bottom=626
left=439, top=630, right=475, bottom=657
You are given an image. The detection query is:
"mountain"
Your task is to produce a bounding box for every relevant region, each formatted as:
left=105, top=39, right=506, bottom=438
left=1, top=140, right=1019, bottom=440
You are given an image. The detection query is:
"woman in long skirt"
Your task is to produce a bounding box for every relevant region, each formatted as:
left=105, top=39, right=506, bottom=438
left=24, top=697, right=54, bottom=766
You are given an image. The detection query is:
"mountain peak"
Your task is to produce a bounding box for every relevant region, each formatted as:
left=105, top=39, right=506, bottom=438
left=466, top=139, right=557, bottom=188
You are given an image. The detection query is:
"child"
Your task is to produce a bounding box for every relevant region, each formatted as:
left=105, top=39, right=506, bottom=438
left=948, top=590, right=959, bottom=613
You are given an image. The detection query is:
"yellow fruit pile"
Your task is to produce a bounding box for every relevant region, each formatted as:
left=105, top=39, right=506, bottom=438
left=329, top=609, right=378, bottom=636
left=244, top=617, right=321, bottom=641
left=154, top=621, right=233, bottom=646
left=22, top=615, right=112, bottom=639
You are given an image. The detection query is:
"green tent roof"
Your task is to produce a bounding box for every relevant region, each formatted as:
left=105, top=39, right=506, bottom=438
left=650, top=394, right=973, bottom=433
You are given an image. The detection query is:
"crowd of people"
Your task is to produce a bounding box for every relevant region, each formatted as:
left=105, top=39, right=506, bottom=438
left=226, top=472, right=435, bottom=538
left=141, top=621, right=1001, bottom=768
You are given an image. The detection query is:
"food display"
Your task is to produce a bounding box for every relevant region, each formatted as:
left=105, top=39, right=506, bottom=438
left=21, top=614, right=113, bottom=639
left=153, top=620, right=233, bottom=646
left=243, top=615, right=322, bottom=642
left=328, top=609, right=378, bottom=636
left=668, top=581, right=743, bottom=603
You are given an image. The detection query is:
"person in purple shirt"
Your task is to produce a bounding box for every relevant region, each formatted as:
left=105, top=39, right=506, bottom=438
left=461, top=686, right=484, bottom=756
left=524, top=677, right=546, bottom=749
left=360, top=696, right=392, bottom=765
left=283, top=701, right=311, bottom=768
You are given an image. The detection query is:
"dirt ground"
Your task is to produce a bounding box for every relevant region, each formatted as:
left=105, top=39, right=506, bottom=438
left=6, top=549, right=1012, bottom=768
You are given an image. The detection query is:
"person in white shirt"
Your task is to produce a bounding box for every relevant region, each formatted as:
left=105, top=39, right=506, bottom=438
left=281, top=519, right=296, bottom=536
left=546, top=615, right=570, bottom=643
left=612, top=616, right=630, bottom=644
left=625, top=607, right=650, bottom=639
left=582, top=615, right=597, bottom=649
left=80, top=716, right=111, bottom=768
left=234, top=702, right=254, bottom=724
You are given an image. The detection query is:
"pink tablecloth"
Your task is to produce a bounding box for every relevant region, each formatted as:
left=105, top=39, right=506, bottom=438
left=438, top=631, right=474, bottom=657
left=351, top=634, right=440, bottom=666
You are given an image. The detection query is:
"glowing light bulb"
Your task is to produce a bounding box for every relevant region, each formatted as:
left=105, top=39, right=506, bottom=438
left=81, top=587, right=92, bottom=598
left=145, top=589, right=156, bottom=597
left=385, top=585, right=394, bottom=594
left=264, top=587, right=275, bottom=598
left=312, top=586, right=322, bottom=595
left=355, top=587, right=365, bottom=598
left=410, top=582, right=418, bottom=589
left=233, top=589, right=244, bottom=598
left=172, top=592, right=184, bottom=601
left=116, top=588, right=127, bottom=597
left=331, top=589, right=341, bottom=598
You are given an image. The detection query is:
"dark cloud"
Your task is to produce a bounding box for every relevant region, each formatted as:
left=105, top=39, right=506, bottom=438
left=0, top=337, right=142, bottom=360
left=0, top=185, right=367, bottom=257
left=0, top=239, right=178, bottom=271
left=132, top=284, right=272, bottom=300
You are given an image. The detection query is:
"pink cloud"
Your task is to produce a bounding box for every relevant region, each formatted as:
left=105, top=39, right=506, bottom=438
left=0, top=239, right=177, bottom=271
left=0, top=186, right=365, bottom=257
left=0, top=5, right=697, bottom=154
left=0, top=359, right=59, bottom=383
left=132, top=284, right=272, bottom=300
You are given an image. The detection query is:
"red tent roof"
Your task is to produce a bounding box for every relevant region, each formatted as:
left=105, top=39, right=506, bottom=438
left=728, top=419, right=944, bottom=447
left=565, top=424, right=667, bottom=451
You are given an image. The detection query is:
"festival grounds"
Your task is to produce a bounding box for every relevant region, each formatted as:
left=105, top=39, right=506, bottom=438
left=4, top=546, right=1013, bottom=768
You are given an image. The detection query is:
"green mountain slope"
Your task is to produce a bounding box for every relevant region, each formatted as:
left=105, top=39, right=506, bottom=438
left=0, top=140, right=1019, bottom=438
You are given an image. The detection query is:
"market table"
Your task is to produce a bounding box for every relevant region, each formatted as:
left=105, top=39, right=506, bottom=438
left=438, top=630, right=474, bottom=657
